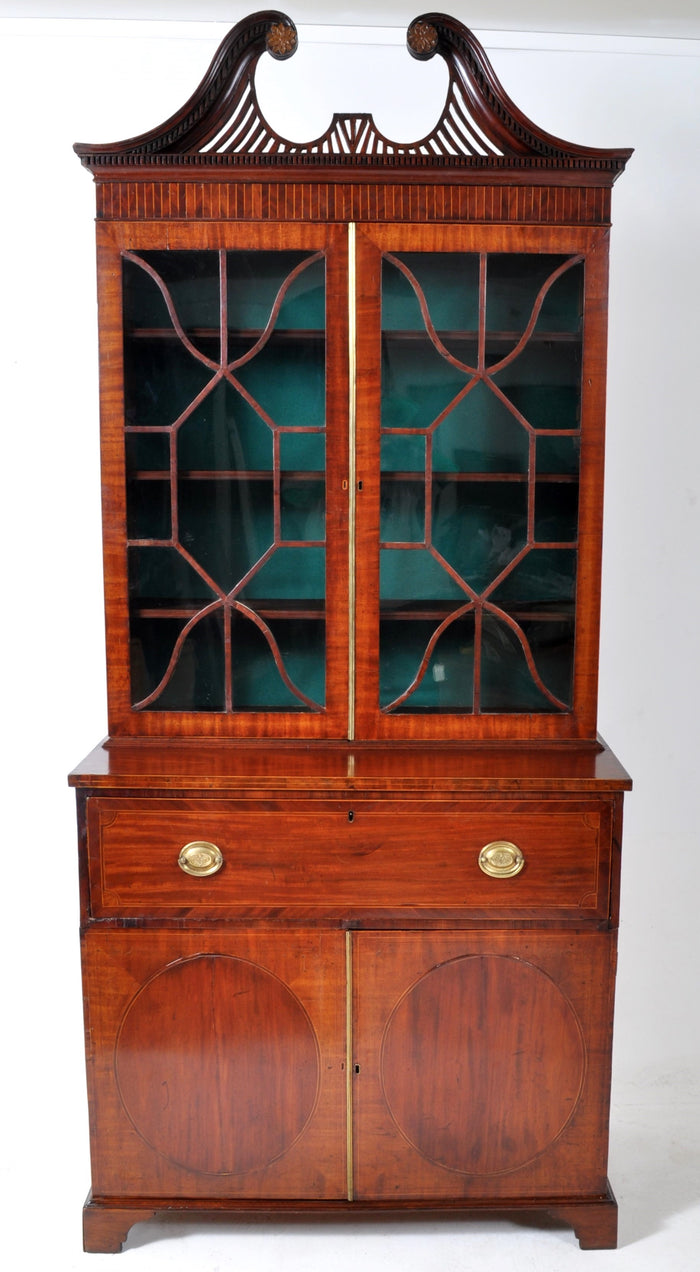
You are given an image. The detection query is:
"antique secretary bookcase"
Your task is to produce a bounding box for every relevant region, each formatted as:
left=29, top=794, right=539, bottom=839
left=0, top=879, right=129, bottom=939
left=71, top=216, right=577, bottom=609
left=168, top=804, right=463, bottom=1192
left=70, top=11, right=632, bottom=1253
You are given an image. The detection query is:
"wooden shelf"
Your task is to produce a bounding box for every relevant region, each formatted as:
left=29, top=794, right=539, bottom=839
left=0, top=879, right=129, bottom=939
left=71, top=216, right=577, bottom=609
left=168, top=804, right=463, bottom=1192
left=382, top=329, right=581, bottom=343
left=135, top=601, right=325, bottom=621
left=381, top=604, right=574, bottom=622
left=126, top=327, right=325, bottom=341
left=127, top=470, right=577, bottom=483
left=133, top=600, right=573, bottom=624
left=381, top=471, right=578, bottom=483
left=126, top=327, right=577, bottom=345
left=129, top=470, right=323, bottom=482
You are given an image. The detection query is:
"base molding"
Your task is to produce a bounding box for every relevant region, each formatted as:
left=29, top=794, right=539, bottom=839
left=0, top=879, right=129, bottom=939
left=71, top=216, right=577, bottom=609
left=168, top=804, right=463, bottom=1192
left=83, top=1185, right=618, bottom=1253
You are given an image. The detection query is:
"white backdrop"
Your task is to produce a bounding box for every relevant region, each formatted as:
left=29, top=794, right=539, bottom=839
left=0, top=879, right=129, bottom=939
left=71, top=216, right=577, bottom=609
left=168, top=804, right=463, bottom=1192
left=1, top=9, right=698, bottom=1267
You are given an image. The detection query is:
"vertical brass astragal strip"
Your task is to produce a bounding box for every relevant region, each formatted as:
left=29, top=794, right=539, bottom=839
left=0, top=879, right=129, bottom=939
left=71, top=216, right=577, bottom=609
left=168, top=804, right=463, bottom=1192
left=348, top=222, right=357, bottom=742
left=347, top=228, right=357, bottom=1190
left=346, top=929, right=354, bottom=1201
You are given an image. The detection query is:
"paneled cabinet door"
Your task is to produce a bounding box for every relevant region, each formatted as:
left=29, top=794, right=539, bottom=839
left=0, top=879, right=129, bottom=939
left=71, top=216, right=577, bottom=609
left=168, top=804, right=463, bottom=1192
left=82, top=929, right=348, bottom=1199
left=352, top=930, right=616, bottom=1199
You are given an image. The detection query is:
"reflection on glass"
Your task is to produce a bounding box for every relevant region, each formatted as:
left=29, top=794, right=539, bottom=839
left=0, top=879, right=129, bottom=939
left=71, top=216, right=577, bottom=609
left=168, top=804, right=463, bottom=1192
left=123, top=249, right=327, bottom=713
left=379, top=250, right=583, bottom=715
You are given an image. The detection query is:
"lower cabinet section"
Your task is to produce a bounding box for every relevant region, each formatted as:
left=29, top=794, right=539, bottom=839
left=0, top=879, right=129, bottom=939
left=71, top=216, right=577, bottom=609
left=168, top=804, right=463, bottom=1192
left=82, top=925, right=617, bottom=1249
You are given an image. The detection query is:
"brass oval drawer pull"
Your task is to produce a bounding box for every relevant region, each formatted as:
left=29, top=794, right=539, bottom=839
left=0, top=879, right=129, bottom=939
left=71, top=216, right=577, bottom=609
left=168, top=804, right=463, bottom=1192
left=178, top=841, right=224, bottom=877
left=478, top=840, right=525, bottom=879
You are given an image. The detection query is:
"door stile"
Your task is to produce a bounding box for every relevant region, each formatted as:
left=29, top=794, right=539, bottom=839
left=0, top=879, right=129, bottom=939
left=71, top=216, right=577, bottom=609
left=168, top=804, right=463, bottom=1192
left=353, top=227, right=383, bottom=738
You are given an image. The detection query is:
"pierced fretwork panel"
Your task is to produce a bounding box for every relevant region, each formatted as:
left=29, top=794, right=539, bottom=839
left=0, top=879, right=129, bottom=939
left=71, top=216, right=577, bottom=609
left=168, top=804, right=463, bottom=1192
left=379, top=251, right=583, bottom=715
left=123, top=248, right=327, bottom=713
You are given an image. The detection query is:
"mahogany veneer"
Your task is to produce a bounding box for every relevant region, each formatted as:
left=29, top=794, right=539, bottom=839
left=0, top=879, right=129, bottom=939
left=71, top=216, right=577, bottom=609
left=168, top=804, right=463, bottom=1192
left=71, top=11, right=631, bottom=1254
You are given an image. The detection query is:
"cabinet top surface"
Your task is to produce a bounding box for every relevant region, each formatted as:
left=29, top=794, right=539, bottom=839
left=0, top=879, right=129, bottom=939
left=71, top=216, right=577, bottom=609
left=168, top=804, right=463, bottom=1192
left=74, top=10, right=631, bottom=183
left=69, top=738, right=631, bottom=792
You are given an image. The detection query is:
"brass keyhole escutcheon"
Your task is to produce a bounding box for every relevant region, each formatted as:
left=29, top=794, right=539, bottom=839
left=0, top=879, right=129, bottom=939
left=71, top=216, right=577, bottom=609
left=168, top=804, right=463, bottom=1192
left=178, top=841, right=224, bottom=877
left=478, top=840, right=525, bottom=879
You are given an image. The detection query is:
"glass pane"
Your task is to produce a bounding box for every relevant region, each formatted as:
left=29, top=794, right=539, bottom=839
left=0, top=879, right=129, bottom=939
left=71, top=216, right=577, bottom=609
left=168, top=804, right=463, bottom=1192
left=379, top=249, right=582, bottom=716
left=123, top=332, right=216, bottom=430
left=235, top=340, right=325, bottom=430
left=485, top=254, right=583, bottom=334
left=432, top=480, right=528, bottom=593
left=176, top=479, right=274, bottom=593
left=536, top=433, right=580, bottom=475
left=488, top=548, right=577, bottom=606
left=432, top=383, right=529, bottom=474
left=230, top=614, right=325, bottom=711
left=380, top=479, right=425, bottom=543
left=227, top=251, right=325, bottom=331
left=123, top=250, right=221, bottom=337
left=491, top=344, right=581, bottom=431
left=381, top=432, right=426, bottom=474
left=123, top=248, right=327, bottom=714
left=177, top=381, right=273, bottom=472
left=381, top=615, right=475, bottom=713
left=479, top=613, right=574, bottom=713
left=382, top=252, right=480, bottom=334
left=280, top=479, right=325, bottom=541
left=130, top=611, right=226, bottom=713
left=382, top=333, right=465, bottom=430
left=240, top=546, right=326, bottom=601
left=380, top=549, right=467, bottom=603
left=126, top=475, right=170, bottom=541
left=534, top=478, right=579, bottom=544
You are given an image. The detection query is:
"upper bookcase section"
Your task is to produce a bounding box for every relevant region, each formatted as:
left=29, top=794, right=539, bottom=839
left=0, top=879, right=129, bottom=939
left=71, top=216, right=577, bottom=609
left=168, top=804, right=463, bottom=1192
left=74, top=10, right=632, bottom=183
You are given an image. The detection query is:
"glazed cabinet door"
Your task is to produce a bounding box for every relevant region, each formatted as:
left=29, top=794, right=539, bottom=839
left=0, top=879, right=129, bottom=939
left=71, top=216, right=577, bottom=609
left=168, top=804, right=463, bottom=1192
left=82, top=929, right=348, bottom=1199
left=353, top=223, right=611, bottom=742
left=352, top=930, right=616, bottom=1200
left=98, top=221, right=349, bottom=739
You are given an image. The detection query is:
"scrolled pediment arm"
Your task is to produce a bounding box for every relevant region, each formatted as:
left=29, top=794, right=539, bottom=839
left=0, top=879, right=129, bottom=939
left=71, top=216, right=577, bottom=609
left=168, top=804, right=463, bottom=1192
left=74, top=9, right=296, bottom=161
left=407, top=12, right=631, bottom=164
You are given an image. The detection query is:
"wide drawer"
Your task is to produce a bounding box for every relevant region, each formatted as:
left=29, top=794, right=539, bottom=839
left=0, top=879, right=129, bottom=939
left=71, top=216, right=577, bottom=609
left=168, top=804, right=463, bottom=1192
left=86, top=796, right=613, bottom=923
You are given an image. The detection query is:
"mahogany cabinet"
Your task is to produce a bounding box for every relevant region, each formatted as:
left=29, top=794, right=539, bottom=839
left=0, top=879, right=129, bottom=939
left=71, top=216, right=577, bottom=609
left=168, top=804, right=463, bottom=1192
left=70, top=10, right=632, bottom=1253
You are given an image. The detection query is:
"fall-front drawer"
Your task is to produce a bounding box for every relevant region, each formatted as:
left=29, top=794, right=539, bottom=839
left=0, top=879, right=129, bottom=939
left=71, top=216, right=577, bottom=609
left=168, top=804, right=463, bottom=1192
left=86, top=796, right=613, bottom=923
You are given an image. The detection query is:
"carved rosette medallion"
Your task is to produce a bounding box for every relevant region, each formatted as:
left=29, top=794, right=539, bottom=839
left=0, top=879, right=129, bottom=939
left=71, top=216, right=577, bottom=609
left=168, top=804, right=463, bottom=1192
left=267, top=21, right=297, bottom=60
left=407, top=20, right=439, bottom=58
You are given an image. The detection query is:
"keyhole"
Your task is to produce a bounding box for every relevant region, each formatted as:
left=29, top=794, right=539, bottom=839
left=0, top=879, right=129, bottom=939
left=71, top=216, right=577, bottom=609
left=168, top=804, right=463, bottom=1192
left=348, top=810, right=354, bottom=822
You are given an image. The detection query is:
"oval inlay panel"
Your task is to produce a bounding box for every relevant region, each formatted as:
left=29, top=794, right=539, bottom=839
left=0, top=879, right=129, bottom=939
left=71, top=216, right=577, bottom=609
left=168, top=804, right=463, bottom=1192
left=380, top=954, right=585, bottom=1176
left=115, top=954, right=320, bottom=1175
